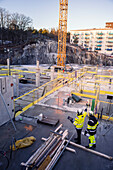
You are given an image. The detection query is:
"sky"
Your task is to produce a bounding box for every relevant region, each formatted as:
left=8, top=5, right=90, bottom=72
left=0, top=0, right=113, bottom=32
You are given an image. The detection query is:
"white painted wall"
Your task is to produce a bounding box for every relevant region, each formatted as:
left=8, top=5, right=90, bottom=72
left=0, top=76, right=14, bottom=126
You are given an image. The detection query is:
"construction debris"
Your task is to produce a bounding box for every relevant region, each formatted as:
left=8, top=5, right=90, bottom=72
left=10, top=136, right=36, bottom=151
left=21, top=124, right=75, bottom=169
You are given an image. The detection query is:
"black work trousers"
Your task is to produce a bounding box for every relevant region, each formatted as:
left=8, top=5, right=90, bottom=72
left=76, top=128, right=82, bottom=144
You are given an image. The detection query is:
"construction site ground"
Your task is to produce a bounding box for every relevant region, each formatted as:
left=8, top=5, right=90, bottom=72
left=1, top=85, right=113, bottom=170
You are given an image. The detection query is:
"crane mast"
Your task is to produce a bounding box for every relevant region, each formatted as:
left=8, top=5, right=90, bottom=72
left=57, top=0, right=68, bottom=67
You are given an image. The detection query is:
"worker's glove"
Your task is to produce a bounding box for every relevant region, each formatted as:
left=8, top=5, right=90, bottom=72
left=67, top=116, right=73, bottom=123
left=67, top=116, right=71, bottom=120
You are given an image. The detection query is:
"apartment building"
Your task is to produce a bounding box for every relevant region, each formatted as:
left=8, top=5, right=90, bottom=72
left=70, top=28, right=113, bottom=55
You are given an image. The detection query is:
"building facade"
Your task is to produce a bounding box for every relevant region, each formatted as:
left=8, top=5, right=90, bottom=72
left=70, top=28, right=113, bottom=55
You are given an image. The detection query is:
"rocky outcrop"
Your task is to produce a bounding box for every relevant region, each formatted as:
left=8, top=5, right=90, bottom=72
left=0, top=38, right=113, bottom=66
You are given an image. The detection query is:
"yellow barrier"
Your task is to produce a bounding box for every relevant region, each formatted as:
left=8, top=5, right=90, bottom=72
left=100, top=90, right=113, bottom=95
left=0, top=74, right=8, bottom=76
left=15, top=78, right=73, bottom=117
left=1, top=68, right=36, bottom=74
left=86, top=71, right=97, bottom=74
left=82, top=89, right=96, bottom=94
left=95, top=114, right=113, bottom=121
left=14, top=77, right=60, bottom=101
left=95, top=75, right=113, bottom=78
left=80, top=90, right=113, bottom=96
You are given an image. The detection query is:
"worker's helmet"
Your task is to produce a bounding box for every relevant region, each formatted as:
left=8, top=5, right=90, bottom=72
left=89, top=111, right=94, bottom=116
left=77, top=109, right=83, bottom=116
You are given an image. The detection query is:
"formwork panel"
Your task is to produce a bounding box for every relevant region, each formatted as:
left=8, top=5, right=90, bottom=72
left=0, top=76, right=14, bottom=126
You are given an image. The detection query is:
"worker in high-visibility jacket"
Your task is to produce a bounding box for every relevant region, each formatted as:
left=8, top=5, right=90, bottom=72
left=84, top=111, right=99, bottom=149
left=68, top=108, right=87, bottom=144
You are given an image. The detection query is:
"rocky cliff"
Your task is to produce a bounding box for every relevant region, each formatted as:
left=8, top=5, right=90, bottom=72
left=0, top=38, right=113, bottom=66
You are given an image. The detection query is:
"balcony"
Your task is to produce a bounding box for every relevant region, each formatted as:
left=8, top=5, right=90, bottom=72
left=107, top=37, right=113, bottom=39
left=97, top=33, right=104, bottom=35
left=107, top=41, right=113, bottom=43
left=85, top=37, right=89, bottom=39
left=85, top=41, right=89, bottom=43
left=97, top=37, right=103, bottom=39
left=96, top=45, right=102, bottom=47
left=74, top=33, right=79, bottom=36
left=85, top=33, right=90, bottom=35
left=95, top=48, right=101, bottom=50
left=106, top=45, right=113, bottom=47
left=106, top=48, right=112, bottom=51
left=96, top=41, right=102, bottom=43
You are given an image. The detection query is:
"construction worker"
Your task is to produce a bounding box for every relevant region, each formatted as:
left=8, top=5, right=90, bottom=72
left=84, top=111, right=99, bottom=149
left=67, top=108, right=87, bottom=144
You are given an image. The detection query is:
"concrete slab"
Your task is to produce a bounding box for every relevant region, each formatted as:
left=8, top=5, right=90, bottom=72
left=0, top=103, right=113, bottom=170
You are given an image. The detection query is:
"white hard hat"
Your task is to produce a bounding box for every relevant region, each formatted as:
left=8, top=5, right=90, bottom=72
left=89, top=111, right=94, bottom=115
left=78, top=109, right=83, bottom=114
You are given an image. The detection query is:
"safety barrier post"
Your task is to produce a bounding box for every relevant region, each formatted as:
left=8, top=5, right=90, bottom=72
left=7, top=58, right=10, bottom=76
left=32, top=90, right=35, bottom=105
left=36, top=60, right=40, bottom=87
left=95, top=85, right=100, bottom=114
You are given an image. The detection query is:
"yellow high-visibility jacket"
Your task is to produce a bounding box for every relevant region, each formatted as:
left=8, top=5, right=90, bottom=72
left=73, top=112, right=87, bottom=129
left=87, top=115, right=99, bottom=135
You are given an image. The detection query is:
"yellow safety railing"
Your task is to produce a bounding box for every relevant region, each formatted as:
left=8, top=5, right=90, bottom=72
left=14, top=77, right=59, bottom=101
left=14, top=76, right=73, bottom=117
left=1, top=68, right=36, bottom=74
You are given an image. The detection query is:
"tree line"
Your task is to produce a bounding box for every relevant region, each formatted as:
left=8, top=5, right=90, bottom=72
left=0, top=7, right=70, bottom=47
left=0, top=7, right=33, bottom=45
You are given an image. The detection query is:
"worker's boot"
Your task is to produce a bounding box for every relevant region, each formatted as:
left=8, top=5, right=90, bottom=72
left=93, top=144, right=96, bottom=148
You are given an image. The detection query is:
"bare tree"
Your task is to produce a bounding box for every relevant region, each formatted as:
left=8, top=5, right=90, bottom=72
left=0, top=7, right=33, bottom=44
left=18, top=14, right=32, bottom=30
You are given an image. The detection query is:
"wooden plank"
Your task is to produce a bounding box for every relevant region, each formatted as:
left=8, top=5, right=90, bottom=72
left=66, top=147, right=76, bottom=153
left=66, top=140, right=113, bottom=160
left=38, top=155, right=51, bottom=170
left=45, top=140, right=65, bottom=170
left=54, top=124, right=63, bottom=132
left=41, top=138, right=76, bottom=153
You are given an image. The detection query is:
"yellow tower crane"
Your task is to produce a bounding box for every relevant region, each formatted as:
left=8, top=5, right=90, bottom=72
left=57, top=0, right=68, bottom=67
